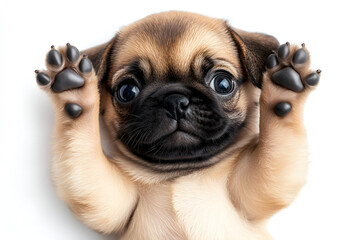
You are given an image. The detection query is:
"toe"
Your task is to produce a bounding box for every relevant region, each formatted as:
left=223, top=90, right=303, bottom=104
left=293, top=48, right=308, bottom=65
left=47, top=47, right=63, bottom=67
left=79, top=56, right=93, bottom=73
left=266, top=53, right=279, bottom=69
left=36, top=71, right=51, bottom=86
left=305, top=71, right=320, bottom=86
left=278, top=42, right=290, bottom=59
left=66, top=43, right=80, bottom=63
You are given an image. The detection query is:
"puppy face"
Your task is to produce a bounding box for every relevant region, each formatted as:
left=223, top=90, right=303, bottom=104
left=85, top=12, right=278, bottom=177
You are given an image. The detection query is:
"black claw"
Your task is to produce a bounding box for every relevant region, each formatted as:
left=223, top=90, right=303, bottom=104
left=278, top=43, right=290, bottom=59
left=52, top=69, right=85, bottom=92
left=65, top=103, right=82, bottom=118
left=293, top=48, right=308, bottom=65
left=271, top=67, right=304, bottom=92
left=66, top=44, right=80, bottom=62
left=266, top=54, right=279, bottom=69
left=36, top=72, right=50, bottom=85
left=274, top=102, right=292, bottom=117
left=79, top=58, right=92, bottom=73
left=305, top=72, right=320, bottom=86
left=47, top=49, right=63, bottom=67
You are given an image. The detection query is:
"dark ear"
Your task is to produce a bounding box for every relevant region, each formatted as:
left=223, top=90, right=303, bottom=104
left=228, top=27, right=279, bottom=88
left=81, top=38, right=115, bottom=83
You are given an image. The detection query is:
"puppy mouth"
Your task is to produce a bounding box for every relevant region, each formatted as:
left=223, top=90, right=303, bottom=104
left=133, top=129, right=206, bottom=163
left=162, top=130, right=201, bottom=146
left=125, top=122, right=241, bottom=165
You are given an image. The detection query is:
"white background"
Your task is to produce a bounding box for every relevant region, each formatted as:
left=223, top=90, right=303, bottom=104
left=1, top=0, right=359, bottom=239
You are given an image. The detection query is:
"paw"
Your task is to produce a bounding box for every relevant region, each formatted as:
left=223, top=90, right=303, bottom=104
left=35, top=44, right=98, bottom=119
left=262, top=42, right=321, bottom=117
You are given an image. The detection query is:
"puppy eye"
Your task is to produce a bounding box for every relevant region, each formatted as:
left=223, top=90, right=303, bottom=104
left=115, top=79, right=140, bottom=103
left=210, top=72, right=234, bottom=95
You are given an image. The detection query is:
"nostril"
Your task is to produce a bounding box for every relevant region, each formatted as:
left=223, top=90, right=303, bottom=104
left=163, top=93, right=189, bottom=120
left=178, top=97, right=189, bottom=111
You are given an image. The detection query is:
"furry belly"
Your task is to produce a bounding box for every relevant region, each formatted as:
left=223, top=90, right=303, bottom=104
left=172, top=168, right=260, bottom=240
left=121, top=162, right=267, bottom=240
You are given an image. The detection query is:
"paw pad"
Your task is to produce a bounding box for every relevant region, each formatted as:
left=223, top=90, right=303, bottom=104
left=52, top=69, right=85, bottom=93
left=65, top=103, right=82, bottom=118
left=265, top=42, right=320, bottom=93
left=271, top=67, right=304, bottom=92
left=263, top=42, right=321, bottom=118
left=36, top=44, right=92, bottom=92
left=274, top=102, right=292, bottom=117
left=36, top=44, right=95, bottom=120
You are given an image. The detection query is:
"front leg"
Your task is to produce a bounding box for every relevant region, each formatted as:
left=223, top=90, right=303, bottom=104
left=229, top=43, right=320, bottom=221
left=36, top=44, right=138, bottom=233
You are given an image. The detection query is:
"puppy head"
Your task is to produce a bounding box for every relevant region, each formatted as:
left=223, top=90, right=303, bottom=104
left=84, top=11, right=278, bottom=180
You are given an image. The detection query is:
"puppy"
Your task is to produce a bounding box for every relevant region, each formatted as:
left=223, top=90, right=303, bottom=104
left=35, top=11, right=320, bottom=240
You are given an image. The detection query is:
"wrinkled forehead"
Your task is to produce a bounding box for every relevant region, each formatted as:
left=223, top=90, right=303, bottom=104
left=111, top=14, right=241, bottom=79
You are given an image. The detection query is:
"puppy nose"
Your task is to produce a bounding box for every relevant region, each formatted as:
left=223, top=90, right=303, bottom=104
left=163, top=93, right=189, bottom=120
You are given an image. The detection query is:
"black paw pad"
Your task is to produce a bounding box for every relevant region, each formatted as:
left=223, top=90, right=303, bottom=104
left=271, top=67, right=304, bottom=92
left=36, top=72, right=50, bottom=85
left=52, top=69, right=85, bottom=93
left=79, top=58, right=92, bottom=73
left=278, top=43, right=290, bottom=59
left=47, top=49, right=63, bottom=67
left=66, top=44, right=80, bottom=62
left=266, top=54, right=278, bottom=69
left=65, top=103, right=82, bottom=118
left=293, top=48, right=308, bottom=65
left=305, top=72, right=319, bottom=86
left=274, top=102, right=292, bottom=117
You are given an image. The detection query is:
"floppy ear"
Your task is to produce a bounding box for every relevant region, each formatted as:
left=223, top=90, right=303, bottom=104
left=228, top=27, right=279, bottom=88
left=81, top=38, right=115, bottom=83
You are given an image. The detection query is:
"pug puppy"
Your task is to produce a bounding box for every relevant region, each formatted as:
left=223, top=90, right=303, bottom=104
left=35, top=11, right=320, bottom=240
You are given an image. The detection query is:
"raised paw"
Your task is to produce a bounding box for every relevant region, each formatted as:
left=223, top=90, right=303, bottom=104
left=35, top=44, right=98, bottom=119
left=263, top=42, right=321, bottom=117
